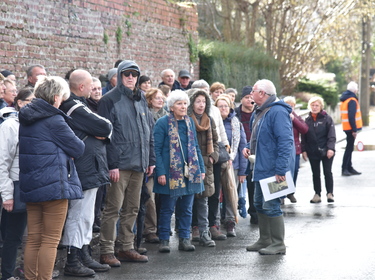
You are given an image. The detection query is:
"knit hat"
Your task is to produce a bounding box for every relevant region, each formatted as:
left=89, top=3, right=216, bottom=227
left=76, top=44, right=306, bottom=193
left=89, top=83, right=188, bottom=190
left=107, top=68, right=117, bottom=81
left=241, top=86, right=253, bottom=99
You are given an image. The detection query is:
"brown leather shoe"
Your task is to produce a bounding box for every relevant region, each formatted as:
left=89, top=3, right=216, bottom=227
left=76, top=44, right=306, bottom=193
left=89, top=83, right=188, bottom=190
left=117, top=249, right=148, bottom=262
left=144, top=233, right=160, bottom=243
left=100, top=253, right=121, bottom=267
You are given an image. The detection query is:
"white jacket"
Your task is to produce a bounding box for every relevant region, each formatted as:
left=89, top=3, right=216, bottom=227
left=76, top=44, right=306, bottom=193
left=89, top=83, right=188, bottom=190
left=0, top=110, right=19, bottom=202
left=209, top=105, right=229, bottom=146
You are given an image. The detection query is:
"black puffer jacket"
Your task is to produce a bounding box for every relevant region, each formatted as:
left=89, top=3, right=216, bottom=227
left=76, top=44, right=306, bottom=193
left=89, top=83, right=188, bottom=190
left=60, top=93, right=113, bottom=190
left=301, top=110, right=336, bottom=160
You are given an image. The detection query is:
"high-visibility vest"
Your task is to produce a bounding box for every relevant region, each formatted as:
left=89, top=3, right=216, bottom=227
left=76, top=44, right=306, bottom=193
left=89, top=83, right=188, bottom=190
left=340, top=97, right=363, bottom=131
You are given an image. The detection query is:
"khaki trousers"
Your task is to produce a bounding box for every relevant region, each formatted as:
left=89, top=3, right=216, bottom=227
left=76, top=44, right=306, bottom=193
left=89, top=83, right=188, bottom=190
left=143, top=176, right=157, bottom=235
left=24, top=199, right=68, bottom=280
left=100, top=170, right=143, bottom=254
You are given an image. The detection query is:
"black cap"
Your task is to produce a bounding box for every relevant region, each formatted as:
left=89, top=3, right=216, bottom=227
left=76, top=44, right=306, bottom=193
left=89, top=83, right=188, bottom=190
left=178, top=69, right=191, bottom=78
left=241, top=86, right=253, bottom=99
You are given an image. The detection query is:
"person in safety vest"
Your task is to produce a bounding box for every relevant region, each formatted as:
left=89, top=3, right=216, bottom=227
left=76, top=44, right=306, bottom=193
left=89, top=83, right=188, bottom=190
left=340, top=81, right=363, bottom=176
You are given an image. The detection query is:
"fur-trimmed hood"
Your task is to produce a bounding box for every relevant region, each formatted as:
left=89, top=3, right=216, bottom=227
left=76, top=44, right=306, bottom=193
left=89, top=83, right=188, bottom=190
left=187, top=88, right=211, bottom=116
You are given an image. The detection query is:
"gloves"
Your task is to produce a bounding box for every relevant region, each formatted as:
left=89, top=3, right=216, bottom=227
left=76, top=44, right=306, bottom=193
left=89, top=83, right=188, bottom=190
left=238, top=197, right=247, bottom=219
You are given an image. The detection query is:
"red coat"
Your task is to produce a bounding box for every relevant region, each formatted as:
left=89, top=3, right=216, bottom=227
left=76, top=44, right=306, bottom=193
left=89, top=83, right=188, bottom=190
left=292, top=111, right=308, bottom=155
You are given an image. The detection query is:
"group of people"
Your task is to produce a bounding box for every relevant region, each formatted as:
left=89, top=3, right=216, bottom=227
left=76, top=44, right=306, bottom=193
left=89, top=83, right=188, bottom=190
left=0, top=61, right=363, bottom=280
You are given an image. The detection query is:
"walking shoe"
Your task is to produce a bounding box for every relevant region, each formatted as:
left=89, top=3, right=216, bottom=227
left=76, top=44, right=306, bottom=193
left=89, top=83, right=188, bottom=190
left=117, top=249, right=148, bottom=262
left=192, top=226, right=200, bottom=241
left=135, top=247, right=148, bottom=255
left=199, top=230, right=216, bottom=247
left=225, top=221, right=236, bottom=237
left=310, top=194, right=321, bottom=203
left=327, top=193, right=334, bottom=203
left=178, top=238, right=195, bottom=251
left=349, top=168, right=361, bottom=175
left=287, top=194, right=297, bottom=203
left=209, top=225, right=227, bottom=240
left=144, top=233, right=160, bottom=243
left=100, top=253, right=121, bottom=267
left=159, top=240, right=170, bottom=253
left=342, top=169, right=352, bottom=176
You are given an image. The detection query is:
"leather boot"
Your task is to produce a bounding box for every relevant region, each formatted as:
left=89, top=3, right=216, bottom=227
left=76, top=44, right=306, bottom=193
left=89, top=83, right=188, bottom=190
left=159, top=240, right=170, bottom=253
left=246, top=213, right=271, bottom=251
left=78, top=245, right=111, bottom=272
left=64, top=247, right=96, bottom=277
left=259, top=215, right=286, bottom=255
left=178, top=238, right=195, bottom=251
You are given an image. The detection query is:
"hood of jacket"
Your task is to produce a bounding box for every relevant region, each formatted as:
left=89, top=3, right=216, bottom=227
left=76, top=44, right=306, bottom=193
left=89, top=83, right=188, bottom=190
left=187, top=89, right=211, bottom=116
left=340, top=90, right=357, bottom=102
left=113, top=60, right=142, bottom=101
left=19, top=98, right=70, bottom=126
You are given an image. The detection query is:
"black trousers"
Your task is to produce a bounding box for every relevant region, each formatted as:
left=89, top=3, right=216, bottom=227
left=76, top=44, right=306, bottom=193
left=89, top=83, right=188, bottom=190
left=342, top=131, right=355, bottom=171
left=309, top=156, right=334, bottom=195
left=208, top=162, right=222, bottom=227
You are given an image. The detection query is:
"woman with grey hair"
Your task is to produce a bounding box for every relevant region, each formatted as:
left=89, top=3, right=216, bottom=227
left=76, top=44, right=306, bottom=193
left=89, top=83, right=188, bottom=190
left=19, top=76, right=85, bottom=280
left=153, top=90, right=205, bottom=253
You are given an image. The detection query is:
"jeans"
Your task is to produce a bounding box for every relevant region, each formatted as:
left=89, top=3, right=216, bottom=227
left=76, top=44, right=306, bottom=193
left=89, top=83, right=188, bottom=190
left=309, top=156, right=334, bottom=195
left=293, top=154, right=301, bottom=185
left=1, top=209, right=27, bottom=280
left=24, top=199, right=68, bottom=280
left=254, top=181, right=282, bottom=217
left=100, top=170, right=143, bottom=254
left=158, top=194, right=194, bottom=240
left=342, top=131, right=355, bottom=171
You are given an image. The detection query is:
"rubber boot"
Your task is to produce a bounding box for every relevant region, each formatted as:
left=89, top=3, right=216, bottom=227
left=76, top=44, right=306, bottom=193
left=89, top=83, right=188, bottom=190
left=178, top=238, right=195, bottom=251
left=259, top=215, right=286, bottom=255
left=246, top=213, right=271, bottom=251
left=64, top=247, right=96, bottom=277
left=78, top=245, right=111, bottom=272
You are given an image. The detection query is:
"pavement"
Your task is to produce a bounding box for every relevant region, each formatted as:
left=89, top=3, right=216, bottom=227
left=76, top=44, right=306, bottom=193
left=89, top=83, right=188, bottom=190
left=6, top=108, right=375, bottom=280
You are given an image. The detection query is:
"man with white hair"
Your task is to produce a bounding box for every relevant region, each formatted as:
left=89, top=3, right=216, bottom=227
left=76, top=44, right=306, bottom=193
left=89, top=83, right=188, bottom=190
left=158, top=69, right=183, bottom=91
left=243, top=79, right=294, bottom=255
left=340, top=81, right=363, bottom=176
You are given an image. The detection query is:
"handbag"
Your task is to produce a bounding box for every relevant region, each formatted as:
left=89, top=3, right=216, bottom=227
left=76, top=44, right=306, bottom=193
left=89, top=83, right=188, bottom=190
left=12, top=181, right=26, bottom=213
left=217, top=142, right=230, bottom=164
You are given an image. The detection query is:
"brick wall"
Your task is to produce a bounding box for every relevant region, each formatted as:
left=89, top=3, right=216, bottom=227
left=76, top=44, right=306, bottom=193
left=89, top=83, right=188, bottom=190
left=0, top=0, right=199, bottom=87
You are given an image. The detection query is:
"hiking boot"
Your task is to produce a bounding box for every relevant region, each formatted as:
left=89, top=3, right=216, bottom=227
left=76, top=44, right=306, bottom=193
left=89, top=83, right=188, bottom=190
left=209, top=225, right=227, bottom=240
left=100, top=253, right=121, bottom=267
left=199, top=230, right=215, bottom=247
left=310, top=194, right=321, bottom=203
left=144, top=233, right=160, bottom=243
left=287, top=194, right=297, bottom=203
left=192, top=226, right=200, bottom=241
left=327, top=193, right=334, bottom=203
left=178, top=238, right=195, bottom=251
left=64, top=247, right=96, bottom=277
left=78, top=245, right=110, bottom=272
left=159, top=240, right=170, bottom=253
left=117, top=249, right=148, bottom=262
left=225, top=221, right=236, bottom=237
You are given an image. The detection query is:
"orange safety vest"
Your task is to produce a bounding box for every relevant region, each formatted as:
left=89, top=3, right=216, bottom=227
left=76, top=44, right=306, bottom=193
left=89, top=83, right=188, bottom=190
left=340, top=97, right=363, bottom=131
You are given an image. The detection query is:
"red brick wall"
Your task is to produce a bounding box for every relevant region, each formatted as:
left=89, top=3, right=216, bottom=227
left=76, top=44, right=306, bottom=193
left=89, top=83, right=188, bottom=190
left=0, top=0, right=199, bottom=87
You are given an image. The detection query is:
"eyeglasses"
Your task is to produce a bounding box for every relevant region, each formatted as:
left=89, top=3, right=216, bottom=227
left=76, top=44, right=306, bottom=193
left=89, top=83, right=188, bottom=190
left=217, top=105, right=229, bottom=109
left=122, top=70, right=139, bottom=77
left=251, top=89, right=270, bottom=96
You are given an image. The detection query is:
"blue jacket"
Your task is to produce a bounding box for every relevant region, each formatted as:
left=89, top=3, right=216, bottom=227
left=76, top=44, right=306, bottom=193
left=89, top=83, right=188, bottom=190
left=223, top=110, right=248, bottom=176
left=19, top=98, right=85, bottom=203
left=250, top=100, right=294, bottom=181
left=153, top=115, right=205, bottom=195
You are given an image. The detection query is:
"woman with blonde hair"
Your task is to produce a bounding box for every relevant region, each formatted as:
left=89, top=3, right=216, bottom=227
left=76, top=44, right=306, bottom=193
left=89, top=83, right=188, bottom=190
left=301, top=96, right=336, bottom=203
left=19, top=76, right=85, bottom=280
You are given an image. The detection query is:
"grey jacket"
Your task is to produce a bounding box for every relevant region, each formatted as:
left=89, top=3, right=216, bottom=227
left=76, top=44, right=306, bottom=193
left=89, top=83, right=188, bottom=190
left=98, top=60, right=155, bottom=172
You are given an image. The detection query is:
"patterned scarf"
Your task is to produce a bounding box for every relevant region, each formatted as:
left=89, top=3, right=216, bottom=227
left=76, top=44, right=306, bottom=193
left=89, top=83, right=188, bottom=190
left=190, top=112, right=214, bottom=155
left=168, top=113, right=201, bottom=197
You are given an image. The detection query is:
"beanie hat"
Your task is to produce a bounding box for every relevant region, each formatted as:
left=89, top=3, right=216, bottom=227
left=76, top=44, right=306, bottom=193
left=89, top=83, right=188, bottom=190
left=241, top=86, right=253, bottom=99
left=107, top=68, right=117, bottom=81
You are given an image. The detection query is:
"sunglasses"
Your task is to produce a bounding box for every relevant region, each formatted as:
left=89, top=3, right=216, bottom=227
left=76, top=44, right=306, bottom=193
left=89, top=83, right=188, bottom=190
left=122, top=70, right=139, bottom=77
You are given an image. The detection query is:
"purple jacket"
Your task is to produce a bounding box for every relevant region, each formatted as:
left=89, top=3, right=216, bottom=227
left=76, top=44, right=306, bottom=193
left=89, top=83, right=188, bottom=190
left=292, top=111, right=308, bottom=155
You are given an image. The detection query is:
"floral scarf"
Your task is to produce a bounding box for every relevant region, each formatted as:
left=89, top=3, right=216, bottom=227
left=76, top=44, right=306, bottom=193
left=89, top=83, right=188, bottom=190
left=168, top=113, right=201, bottom=197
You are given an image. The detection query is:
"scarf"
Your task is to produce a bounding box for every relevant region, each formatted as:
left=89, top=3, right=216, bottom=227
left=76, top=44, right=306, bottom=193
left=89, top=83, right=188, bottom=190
left=191, top=112, right=214, bottom=155
left=152, top=107, right=168, bottom=122
left=250, top=95, right=276, bottom=154
left=168, top=113, right=201, bottom=197
left=228, top=115, right=241, bottom=160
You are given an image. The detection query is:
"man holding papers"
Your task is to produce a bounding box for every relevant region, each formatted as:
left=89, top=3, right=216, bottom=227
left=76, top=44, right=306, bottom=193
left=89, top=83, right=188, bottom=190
left=243, top=79, right=294, bottom=255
